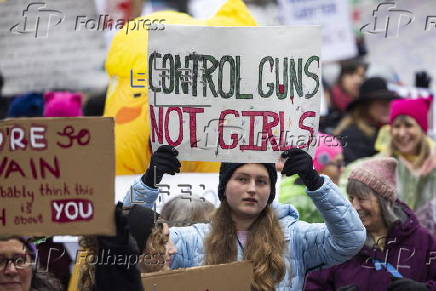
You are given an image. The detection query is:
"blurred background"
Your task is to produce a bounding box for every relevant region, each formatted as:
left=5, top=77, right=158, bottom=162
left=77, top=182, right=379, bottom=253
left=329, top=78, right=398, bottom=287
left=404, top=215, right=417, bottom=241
left=0, top=0, right=434, bottom=135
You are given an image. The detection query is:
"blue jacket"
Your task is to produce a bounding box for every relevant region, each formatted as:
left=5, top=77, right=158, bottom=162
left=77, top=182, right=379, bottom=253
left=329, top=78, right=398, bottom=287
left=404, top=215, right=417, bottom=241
left=123, top=175, right=365, bottom=290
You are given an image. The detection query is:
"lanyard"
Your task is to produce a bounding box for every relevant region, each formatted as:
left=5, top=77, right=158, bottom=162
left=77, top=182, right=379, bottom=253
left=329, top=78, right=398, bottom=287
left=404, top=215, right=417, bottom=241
left=371, top=258, right=403, bottom=278
left=237, top=238, right=244, bottom=252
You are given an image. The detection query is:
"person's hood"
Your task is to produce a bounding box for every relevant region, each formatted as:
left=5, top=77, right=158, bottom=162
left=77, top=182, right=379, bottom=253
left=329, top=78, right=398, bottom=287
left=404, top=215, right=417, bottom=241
left=389, top=201, right=420, bottom=238
left=418, top=143, right=436, bottom=176
left=359, top=201, right=419, bottom=257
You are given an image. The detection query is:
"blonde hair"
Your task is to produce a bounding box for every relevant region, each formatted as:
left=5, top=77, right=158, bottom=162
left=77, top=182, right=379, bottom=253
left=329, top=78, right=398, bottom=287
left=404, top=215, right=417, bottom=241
left=204, top=201, right=286, bottom=291
left=334, top=105, right=376, bottom=138
left=77, top=237, right=98, bottom=291
left=139, top=223, right=168, bottom=273
left=77, top=223, right=167, bottom=290
left=387, top=115, right=430, bottom=168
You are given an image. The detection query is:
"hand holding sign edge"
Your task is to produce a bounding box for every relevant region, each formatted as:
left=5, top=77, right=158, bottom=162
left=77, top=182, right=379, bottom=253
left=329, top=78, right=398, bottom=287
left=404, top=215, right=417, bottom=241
left=141, top=145, right=181, bottom=188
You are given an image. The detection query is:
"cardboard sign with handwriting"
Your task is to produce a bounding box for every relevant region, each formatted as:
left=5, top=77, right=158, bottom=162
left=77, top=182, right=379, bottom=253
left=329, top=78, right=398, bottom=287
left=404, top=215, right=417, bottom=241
left=148, top=25, right=321, bottom=163
left=0, top=117, right=116, bottom=236
left=141, top=261, right=253, bottom=291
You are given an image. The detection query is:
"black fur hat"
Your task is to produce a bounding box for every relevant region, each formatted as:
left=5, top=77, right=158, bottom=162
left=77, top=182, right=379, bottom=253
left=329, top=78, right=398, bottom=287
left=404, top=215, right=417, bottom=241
left=127, top=205, right=159, bottom=252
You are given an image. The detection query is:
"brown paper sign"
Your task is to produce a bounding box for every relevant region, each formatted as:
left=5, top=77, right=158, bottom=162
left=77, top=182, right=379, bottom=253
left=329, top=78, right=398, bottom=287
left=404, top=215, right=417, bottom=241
left=141, top=261, right=254, bottom=291
left=0, top=117, right=116, bottom=236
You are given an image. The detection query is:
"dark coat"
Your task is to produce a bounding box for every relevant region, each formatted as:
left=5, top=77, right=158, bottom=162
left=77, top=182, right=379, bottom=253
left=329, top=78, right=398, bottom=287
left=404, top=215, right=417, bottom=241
left=305, top=205, right=436, bottom=291
left=340, top=123, right=378, bottom=164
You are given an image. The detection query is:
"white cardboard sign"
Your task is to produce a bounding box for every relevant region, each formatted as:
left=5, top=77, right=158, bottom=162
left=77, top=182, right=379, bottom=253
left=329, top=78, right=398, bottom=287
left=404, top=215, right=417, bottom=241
left=148, top=25, right=321, bottom=162
left=277, top=0, right=357, bottom=62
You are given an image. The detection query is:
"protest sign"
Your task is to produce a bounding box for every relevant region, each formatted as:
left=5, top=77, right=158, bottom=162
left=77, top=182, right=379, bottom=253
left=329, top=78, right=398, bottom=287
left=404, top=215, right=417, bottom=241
left=362, top=0, right=436, bottom=91
left=0, top=0, right=107, bottom=95
left=0, top=117, right=116, bottom=236
left=141, top=261, right=253, bottom=291
left=116, top=173, right=283, bottom=211
left=148, top=25, right=321, bottom=163
left=277, top=0, right=357, bottom=62
left=117, top=173, right=220, bottom=209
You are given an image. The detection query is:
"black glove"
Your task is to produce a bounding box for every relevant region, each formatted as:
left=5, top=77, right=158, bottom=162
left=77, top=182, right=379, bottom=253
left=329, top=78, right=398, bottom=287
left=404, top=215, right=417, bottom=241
left=141, top=145, right=181, bottom=188
left=281, top=148, right=324, bottom=191
left=387, top=277, right=428, bottom=291
left=415, top=71, right=432, bottom=88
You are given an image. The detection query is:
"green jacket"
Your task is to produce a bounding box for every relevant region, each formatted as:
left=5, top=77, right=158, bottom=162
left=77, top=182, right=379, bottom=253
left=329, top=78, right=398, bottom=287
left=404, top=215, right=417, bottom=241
left=395, top=156, right=436, bottom=210
left=278, top=174, right=324, bottom=223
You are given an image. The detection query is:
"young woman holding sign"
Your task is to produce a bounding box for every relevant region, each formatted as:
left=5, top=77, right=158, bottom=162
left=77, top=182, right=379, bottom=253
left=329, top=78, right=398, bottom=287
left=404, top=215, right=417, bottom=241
left=124, top=145, right=365, bottom=290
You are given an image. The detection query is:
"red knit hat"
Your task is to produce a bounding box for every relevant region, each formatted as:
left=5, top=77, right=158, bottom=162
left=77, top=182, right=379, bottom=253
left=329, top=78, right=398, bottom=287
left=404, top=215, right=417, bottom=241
left=348, top=157, right=397, bottom=202
left=389, top=97, right=433, bottom=132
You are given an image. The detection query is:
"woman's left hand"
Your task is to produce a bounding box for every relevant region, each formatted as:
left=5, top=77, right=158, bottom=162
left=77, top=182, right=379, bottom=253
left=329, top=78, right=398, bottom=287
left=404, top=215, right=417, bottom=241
left=281, top=148, right=324, bottom=191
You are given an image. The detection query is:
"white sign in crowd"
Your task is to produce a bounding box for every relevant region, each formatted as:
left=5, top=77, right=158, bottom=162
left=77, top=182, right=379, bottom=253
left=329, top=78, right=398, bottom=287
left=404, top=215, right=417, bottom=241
left=148, top=25, right=322, bottom=163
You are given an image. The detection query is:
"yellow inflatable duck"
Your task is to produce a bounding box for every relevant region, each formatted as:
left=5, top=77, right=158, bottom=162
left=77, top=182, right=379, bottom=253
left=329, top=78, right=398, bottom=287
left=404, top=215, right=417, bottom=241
left=104, top=0, right=257, bottom=175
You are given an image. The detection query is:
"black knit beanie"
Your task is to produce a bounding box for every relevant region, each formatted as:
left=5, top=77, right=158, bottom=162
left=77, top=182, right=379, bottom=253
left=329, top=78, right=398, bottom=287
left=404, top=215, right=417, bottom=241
left=127, top=205, right=159, bottom=252
left=217, top=163, right=278, bottom=204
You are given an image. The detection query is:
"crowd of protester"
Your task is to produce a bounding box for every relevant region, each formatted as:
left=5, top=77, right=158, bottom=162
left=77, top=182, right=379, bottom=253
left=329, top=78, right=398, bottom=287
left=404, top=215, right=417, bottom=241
left=1, top=58, right=435, bottom=291
left=1, top=63, right=435, bottom=290
left=1, top=3, right=435, bottom=291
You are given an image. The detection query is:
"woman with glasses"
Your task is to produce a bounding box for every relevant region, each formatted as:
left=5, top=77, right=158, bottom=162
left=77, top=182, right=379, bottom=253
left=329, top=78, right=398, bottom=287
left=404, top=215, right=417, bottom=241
left=0, top=237, right=62, bottom=291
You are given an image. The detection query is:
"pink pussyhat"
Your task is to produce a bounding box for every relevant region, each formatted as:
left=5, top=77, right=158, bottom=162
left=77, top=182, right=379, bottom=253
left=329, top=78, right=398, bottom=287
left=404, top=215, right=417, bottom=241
left=389, top=97, right=433, bottom=132
left=313, top=133, right=343, bottom=172
left=43, top=91, right=83, bottom=117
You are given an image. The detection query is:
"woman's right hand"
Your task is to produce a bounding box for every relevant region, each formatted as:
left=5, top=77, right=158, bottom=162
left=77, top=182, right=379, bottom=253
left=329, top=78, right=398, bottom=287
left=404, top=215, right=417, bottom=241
left=281, top=148, right=323, bottom=191
left=141, top=145, right=181, bottom=188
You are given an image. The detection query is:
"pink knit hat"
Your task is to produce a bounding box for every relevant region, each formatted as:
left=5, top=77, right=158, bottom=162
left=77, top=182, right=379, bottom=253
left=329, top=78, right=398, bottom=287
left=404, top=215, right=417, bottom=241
left=43, top=91, right=83, bottom=117
left=348, top=157, right=397, bottom=202
left=389, top=97, right=432, bottom=132
left=313, top=133, right=343, bottom=172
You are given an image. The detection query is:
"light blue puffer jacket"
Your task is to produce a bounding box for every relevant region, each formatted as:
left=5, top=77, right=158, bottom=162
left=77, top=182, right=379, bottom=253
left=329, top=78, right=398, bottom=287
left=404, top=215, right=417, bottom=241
left=123, top=175, right=365, bottom=290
